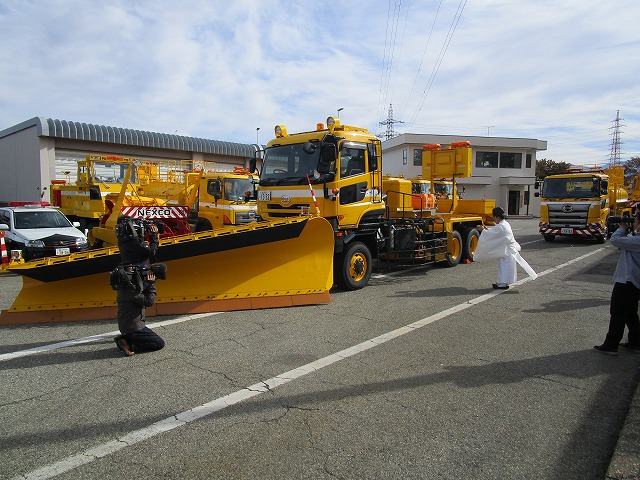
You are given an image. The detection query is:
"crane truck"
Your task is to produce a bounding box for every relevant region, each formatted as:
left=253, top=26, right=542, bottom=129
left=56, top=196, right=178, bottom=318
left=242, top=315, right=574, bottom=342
left=50, top=155, right=258, bottom=246
left=251, top=117, right=495, bottom=290
left=537, top=165, right=632, bottom=242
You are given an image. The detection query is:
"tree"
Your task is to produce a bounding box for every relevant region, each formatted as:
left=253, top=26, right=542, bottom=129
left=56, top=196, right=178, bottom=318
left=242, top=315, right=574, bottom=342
left=623, top=157, right=640, bottom=181
left=535, top=158, right=571, bottom=179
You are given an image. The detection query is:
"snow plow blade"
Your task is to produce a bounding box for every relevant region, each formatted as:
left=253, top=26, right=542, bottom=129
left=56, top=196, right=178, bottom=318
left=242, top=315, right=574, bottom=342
left=0, top=217, right=334, bottom=325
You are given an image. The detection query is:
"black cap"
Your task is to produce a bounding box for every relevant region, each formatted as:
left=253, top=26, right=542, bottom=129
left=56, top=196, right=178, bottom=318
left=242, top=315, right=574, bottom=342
left=492, top=207, right=505, bottom=218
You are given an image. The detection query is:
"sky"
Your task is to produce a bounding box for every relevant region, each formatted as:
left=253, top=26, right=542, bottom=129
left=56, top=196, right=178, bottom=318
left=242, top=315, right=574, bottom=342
left=1, top=0, right=639, bottom=167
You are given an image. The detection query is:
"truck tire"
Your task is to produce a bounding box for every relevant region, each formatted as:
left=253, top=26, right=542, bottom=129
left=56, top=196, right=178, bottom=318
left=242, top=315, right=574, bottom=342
left=335, top=241, right=372, bottom=291
left=543, top=234, right=555, bottom=242
left=444, top=230, right=462, bottom=267
left=195, top=218, right=213, bottom=232
left=86, top=230, right=104, bottom=249
left=462, top=228, right=480, bottom=261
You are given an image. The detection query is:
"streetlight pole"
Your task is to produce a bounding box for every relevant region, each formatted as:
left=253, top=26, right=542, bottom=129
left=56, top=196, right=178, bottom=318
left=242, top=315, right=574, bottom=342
left=256, top=127, right=260, bottom=144
left=337, top=107, right=343, bottom=118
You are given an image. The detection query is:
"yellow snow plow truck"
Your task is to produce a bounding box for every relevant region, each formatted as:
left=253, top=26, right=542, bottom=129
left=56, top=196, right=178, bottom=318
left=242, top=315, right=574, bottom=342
left=537, top=165, right=632, bottom=243
left=251, top=117, right=494, bottom=290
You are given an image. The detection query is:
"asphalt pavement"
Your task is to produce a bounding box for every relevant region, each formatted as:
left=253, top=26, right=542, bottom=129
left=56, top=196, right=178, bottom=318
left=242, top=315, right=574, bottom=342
left=1, top=218, right=640, bottom=479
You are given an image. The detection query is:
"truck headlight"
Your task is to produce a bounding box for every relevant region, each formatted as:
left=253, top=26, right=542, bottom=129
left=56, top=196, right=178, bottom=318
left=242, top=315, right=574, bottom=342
left=26, top=240, right=45, bottom=247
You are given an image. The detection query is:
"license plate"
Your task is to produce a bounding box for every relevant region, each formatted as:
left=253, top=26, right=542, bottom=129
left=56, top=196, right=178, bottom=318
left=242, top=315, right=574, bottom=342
left=561, top=228, right=573, bottom=234
left=55, top=247, right=71, bottom=255
left=258, top=191, right=271, bottom=201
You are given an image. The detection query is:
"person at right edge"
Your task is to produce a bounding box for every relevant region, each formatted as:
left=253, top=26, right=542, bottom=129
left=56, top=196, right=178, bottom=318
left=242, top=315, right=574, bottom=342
left=594, top=212, right=640, bottom=356
left=113, top=216, right=165, bottom=357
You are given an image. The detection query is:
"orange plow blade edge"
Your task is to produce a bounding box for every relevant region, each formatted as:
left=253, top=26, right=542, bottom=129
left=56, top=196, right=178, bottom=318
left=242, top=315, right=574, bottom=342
left=0, top=217, right=334, bottom=325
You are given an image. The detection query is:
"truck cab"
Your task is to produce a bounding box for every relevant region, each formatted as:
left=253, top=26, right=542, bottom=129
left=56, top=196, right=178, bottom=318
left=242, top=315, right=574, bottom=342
left=538, top=170, right=621, bottom=243
left=255, top=118, right=385, bottom=229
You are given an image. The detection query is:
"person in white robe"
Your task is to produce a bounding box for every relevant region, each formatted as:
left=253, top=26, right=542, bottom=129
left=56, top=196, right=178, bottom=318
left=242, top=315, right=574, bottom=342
left=474, top=207, right=537, bottom=289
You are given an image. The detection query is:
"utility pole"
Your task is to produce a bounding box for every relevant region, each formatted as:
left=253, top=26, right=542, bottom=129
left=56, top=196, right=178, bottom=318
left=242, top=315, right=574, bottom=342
left=379, top=104, right=404, bottom=140
left=609, top=110, right=624, bottom=165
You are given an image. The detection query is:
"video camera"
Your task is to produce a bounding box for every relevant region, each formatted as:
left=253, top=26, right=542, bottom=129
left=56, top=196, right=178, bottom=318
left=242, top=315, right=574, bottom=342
left=116, top=216, right=165, bottom=241
left=109, top=262, right=167, bottom=290
left=608, top=216, right=633, bottom=226
left=607, top=215, right=636, bottom=235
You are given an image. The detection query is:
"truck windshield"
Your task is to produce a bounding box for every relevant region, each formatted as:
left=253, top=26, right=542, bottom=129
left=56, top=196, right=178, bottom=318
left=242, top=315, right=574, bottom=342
left=543, top=177, right=600, bottom=199
left=411, top=182, right=453, bottom=197
left=224, top=178, right=255, bottom=201
left=260, top=143, right=322, bottom=186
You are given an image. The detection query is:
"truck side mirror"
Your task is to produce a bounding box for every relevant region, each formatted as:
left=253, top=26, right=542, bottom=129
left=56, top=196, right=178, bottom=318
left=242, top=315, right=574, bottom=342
left=207, top=179, right=223, bottom=200
left=249, top=158, right=257, bottom=174
left=368, top=143, right=379, bottom=171
left=318, top=144, right=336, bottom=175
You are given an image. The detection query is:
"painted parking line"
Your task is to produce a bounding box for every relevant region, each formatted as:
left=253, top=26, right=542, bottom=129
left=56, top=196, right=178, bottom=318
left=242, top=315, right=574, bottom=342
left=13, top=247, right=606, bottom=480
left=0, top=313, right=220, bottom=363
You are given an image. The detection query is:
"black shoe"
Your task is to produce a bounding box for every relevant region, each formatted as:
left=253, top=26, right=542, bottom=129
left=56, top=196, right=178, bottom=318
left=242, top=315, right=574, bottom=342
left=115, top=336, right=135, bottom=356
left=492, top=283, right=498, bottom=289
left=493, top=284, right=509, bottom=290
left=619, top=342, right=640, bottom=353
left=593, top=344, right=618, bottom=356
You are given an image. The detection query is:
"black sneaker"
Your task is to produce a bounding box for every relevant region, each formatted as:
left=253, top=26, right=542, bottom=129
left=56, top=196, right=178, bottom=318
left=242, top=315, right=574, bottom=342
left=619, top=343, right=640, bottom=353
left=593, top=344, right=618, bottom=356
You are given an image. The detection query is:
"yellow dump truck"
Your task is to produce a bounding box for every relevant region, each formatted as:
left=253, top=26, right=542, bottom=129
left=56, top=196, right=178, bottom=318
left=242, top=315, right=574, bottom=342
left=51, top=155, right=258, bottom=246
left=537, top=165, right=632, bottom=243
left=252, top=118, right=494, bottom=290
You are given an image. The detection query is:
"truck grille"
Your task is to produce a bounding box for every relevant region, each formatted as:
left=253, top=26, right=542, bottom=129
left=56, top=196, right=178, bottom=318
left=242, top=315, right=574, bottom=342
left=265, top=203, right=310, bottom=218
left=235, top=212, right=257, bottom=225
left=547, top=203, right=590, bottom=229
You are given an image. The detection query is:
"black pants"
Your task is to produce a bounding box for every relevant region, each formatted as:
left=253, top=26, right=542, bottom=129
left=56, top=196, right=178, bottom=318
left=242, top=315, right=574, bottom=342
left=604, top=282, right=640, bottom=348
left=124, top=327, right=165, bottom=353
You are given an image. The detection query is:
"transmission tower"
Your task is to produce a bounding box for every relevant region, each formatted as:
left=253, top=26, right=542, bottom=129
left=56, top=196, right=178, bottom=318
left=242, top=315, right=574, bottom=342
left=609, top=110, right=624, bottom=165
left=379, top=104, right=404, bottom=140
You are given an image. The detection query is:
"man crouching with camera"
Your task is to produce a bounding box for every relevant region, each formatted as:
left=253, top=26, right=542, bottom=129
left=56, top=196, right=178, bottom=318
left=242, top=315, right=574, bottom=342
left=111, top=216, right=166, bottom=356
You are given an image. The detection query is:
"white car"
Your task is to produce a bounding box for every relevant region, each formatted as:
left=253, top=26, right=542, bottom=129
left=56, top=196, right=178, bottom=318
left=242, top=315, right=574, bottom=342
left=0, top=205, right=88, bottom=261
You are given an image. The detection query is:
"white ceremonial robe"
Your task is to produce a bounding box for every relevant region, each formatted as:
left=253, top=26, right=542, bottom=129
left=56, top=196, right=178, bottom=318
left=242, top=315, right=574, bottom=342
left=474, top=220, right=537, bottom=284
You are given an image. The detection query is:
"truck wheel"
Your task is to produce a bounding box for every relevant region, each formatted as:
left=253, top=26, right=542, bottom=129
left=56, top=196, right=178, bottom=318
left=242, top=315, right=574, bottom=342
left=444, top=230, right=462, bottom=267
left=463, top=228, right=480, bottom=260
left=195, top=219, right=213, bottom=232
left=335, top=241, right=372, bottom=291
left=543, top=234, right=555, bottom=242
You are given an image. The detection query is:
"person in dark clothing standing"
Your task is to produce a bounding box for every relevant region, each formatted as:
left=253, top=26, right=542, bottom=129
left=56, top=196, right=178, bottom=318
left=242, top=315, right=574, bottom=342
left=594, top=212, right=640, bottom=355
left=112, top=216, right=165, bottom=356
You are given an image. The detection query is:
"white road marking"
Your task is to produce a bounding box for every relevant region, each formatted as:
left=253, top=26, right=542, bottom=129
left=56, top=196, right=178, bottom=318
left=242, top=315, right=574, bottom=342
left=12, top=248, right=605, bottom=480
left=0, top=313, right=219, bottom=363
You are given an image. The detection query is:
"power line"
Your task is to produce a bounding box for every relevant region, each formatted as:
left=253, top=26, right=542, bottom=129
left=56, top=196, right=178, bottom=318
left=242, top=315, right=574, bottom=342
left=377, top=0, right=403, bottom=124
left=406, top=0, right=467, bottom=129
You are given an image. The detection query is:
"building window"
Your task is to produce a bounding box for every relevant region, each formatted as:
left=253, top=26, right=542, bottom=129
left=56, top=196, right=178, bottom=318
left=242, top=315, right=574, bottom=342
left=413, top=149, right=422, bottom=166
left=476, top=152, right=498, bottom=168
left=526, top=153, right=532, bottom=168
left=402, top=149, right=407, bottom=165
left=524, top=190, right=530, bottom=205
left=500, top=152, right=522, bottom=169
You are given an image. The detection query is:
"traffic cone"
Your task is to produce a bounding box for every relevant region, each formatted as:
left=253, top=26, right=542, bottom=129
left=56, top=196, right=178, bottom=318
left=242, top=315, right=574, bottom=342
left=0, top=231, right=7, bottom=265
